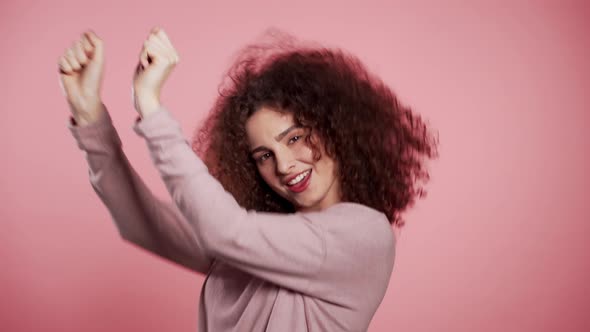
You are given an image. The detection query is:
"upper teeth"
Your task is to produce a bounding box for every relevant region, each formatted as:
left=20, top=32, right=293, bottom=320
left=288, top=170, right=310, bottom=186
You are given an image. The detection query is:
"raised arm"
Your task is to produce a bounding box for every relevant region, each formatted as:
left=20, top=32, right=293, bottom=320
left=132, top=106, right=396, bottom=304
left=58, top=29, right=213, bottom=275
left=124, top=26, right=394, bottom=304
left=67, top=107, right=213, bottom=275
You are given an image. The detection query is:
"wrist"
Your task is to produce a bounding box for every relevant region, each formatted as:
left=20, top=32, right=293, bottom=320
left=135, top=95, right=161, bottom=118
left=72, top=101, right=106, bottom=126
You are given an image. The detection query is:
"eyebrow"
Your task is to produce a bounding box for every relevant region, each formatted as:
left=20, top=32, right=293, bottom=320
left=250, top=125, right=301, bottom=155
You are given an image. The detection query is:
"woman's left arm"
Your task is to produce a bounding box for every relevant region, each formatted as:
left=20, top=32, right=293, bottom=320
left=131, top=27, right=394, bottom=304
left=132, top=106, right=395, bottom=305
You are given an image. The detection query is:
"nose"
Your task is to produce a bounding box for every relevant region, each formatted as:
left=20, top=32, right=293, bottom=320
left=275, top=148, right=296, bottom=175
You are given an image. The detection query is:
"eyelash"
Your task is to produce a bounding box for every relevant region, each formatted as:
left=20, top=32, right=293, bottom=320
left=257, top=135, right=304, bottom=163
left=289, top=135, right=302, bottom=144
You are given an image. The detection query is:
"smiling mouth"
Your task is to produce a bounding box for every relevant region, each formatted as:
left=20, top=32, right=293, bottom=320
left=286, top=169, right=311, bottom=186
left=285, top=170, right=312, bottom=193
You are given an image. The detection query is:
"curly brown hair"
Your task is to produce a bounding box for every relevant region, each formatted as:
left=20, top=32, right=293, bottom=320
left=191, top=29, right=439, bottom=227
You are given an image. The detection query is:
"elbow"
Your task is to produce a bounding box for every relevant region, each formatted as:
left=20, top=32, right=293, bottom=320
left=119, top=231, right=142, bottom=247
left=198, top=213, right=246, bottom=260
left=200, top=222, right=248, bottom=258
left=199, top=228, right=234, bottom=259
left=119, top=230, right=153, bottom=252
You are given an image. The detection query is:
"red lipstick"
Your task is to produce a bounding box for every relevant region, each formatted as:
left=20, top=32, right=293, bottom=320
left=286, top=170, right=312, bottom=193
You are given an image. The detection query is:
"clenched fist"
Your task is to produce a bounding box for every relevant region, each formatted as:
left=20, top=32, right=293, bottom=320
left=132, top=26, right=180, bottom=118
left=58, top=30, right=106, bottom=126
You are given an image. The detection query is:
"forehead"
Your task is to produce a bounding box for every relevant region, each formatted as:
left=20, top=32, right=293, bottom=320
left=245, top=106, right=296, bottom=146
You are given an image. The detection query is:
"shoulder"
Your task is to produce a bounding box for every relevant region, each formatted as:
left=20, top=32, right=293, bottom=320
left=304, top=202, right=392, bottom=231
left=302, top=202, right=396, bottom=305
left=325, top=202, right=388, bottom=221
left=300, top=202, right=395, bottom=254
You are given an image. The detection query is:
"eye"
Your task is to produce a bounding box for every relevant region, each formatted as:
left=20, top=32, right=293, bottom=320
left=288, top=135, right=302, bottom=144
left=258, top=152, right=272, bottom=163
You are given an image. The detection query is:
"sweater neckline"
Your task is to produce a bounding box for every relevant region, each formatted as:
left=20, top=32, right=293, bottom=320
left=296, top=201, right=384, bottom=217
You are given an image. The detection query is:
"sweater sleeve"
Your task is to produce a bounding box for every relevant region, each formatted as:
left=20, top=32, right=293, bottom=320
left=67, top=106, right=214, bottom=275
left=132, top=106, right=396, bottom=301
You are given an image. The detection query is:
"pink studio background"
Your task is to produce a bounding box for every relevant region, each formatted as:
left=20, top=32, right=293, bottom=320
left=1, top=0, right=588, bottom=331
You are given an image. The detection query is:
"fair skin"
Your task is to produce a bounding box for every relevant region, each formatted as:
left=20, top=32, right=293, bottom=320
left=57, top=26, right=340, bottom=211
left=245, top=106, right=342, bottom=212
left=58, top=27, right=175, bottom=124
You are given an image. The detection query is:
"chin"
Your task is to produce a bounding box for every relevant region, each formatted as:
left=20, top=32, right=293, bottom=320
left=292, top=193, right=324, bottom=210
left=277, top=183, right=324, bottom=210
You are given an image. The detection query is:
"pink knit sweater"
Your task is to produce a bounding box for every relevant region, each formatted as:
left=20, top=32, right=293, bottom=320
left=67, top=105, right=396, bottom=331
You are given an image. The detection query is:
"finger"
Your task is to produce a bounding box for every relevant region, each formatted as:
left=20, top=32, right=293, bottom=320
left=150, top=26, right=161, bottom=36
left=81, top=33, right=94, bottom=57
left=142, top=39, right=167, bottom=66
left=134, top=62, right=143, bottom=75
left=145, top=41, right=163, bottom=65
left=139, top=42, right=160, bottom=68
left=84, top=30, right=103, bottom=55
left=147, top=36, right=175, bottom=63
left=155, top=28, right=173, bottom=48
left=140, top=27, right=158, bottom=68
left=65, top=48, right=81, bottom=71
left=84, top=30, right=104, bottom=59
left=154, top=29, right=180, bottom=63
left=140, top=47, right=148, bottom=69
left=73, top=40, right=89, bottom=65
left=148, top=34, right=167, bottom=50
left=147, top=35, right=167, bottom=50
left=148, top=27, right=179, bottom=63
left=58, top=72, right=66, bottom=96
left=58, top=55, right=73, bottom=74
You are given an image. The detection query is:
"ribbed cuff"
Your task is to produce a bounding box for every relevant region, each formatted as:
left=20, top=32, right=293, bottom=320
left=67, top=108, right=122, bottom=153
left=132, top=106, right=185, bottom=145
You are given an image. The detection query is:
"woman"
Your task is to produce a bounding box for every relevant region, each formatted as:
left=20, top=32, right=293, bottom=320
left=59, top=27, right=438, bottom=332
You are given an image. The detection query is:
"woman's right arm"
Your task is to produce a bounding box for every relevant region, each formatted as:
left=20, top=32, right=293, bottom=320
left=67, top=104, right=213, bottom=275
left=58, top=30, right=212, bottom=275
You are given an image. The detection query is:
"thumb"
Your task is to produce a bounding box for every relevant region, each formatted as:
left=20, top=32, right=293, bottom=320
left=85, top=30, right=104, bottom=65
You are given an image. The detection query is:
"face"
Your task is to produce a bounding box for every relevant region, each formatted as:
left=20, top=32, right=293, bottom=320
left=245, top=105, right=341, bottom=212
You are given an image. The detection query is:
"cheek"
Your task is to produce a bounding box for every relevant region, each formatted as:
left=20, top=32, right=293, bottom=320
left=257, top=165, right=279, bottom=187
left=294, top=142, right=315, bottom=162
left=317, top=154, right=338, bottom=180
